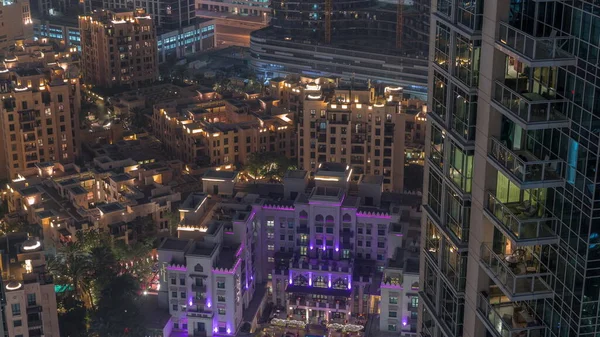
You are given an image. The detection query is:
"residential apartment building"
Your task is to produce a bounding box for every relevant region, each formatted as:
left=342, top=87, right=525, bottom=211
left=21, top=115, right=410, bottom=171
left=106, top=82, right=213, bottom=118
left=157, top=165, right=421, bottom=336
left=420, top=0, right=600, bottom=337
left=0, top=233, right=60, bottom=337
left=3, top=156, right=181, bottom=254
left=81, top=0, right=216, bottom=62
left=270, top=77, right=407, bottom=192
left=152, top=98, right=295, bottom=166
left=0, top=0, right=33, bottom=51
left=79, top=9, right=158, bottom=89
left=0, top=41, right=81, bottom=180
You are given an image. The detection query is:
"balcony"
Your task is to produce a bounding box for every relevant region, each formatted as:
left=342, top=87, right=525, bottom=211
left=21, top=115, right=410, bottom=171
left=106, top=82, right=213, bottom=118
left=485, top=191, right=558, bottom=246
left=187, top=307, right=213, bottom=318
left=492, top=81, right=569, bottom=129
left=479, top=243, right=553, bottom=301
left=477, top=289, right=548, bottom=337
left=28, top=319, right=43, bottom=328
left=496, top=21, right=576, bottom=67
left=296, top=226, right=309, bottom=234
left=489, top=137, right=563, bottom=188
left=192, top=284, right=206, bottom=292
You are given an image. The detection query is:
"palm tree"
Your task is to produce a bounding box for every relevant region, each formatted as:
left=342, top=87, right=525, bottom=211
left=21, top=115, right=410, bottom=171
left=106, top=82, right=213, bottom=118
left=48, top=247, right=95, bottom=309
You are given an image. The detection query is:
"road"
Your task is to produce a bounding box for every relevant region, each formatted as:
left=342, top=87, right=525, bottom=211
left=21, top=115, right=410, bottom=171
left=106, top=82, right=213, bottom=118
left=216, top=24, right=254, bottom=47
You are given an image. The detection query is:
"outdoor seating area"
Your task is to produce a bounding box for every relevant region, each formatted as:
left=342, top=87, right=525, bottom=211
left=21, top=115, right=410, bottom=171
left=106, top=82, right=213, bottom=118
left=486, top=192, right=556, bottom=241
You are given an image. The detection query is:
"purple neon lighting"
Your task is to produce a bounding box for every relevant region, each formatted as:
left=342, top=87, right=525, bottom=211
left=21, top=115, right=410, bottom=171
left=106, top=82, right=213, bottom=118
left=189, top=299, right=193, bottom=306
left=335, top=247, right=339, bottom=252
left=262, top=205, right=294, bottom=210
left=167, top=265, right=186, bottom=271
left=207, top=300, right=212, bottom=308
left=402, top=319, right=407, bottom=326
left=213, top=327, right=218, bottom=333
left=356, top=212, right=391, bottom=219
left=310, top=245, right=314, bottom=250
left=235, top=243, right=244, bottom=257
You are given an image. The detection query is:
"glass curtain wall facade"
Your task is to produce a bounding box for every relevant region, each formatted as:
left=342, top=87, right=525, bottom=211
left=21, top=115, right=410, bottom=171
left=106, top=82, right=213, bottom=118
left=421, top=0, right=600, bottom=336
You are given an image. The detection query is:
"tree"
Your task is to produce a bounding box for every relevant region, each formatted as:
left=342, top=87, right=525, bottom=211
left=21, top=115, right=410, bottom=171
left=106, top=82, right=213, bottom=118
left=89, top=274, right=146, bottom=337
left=128, top=107, right=149, bottom=130
left=244, top=152, right=297, bottom=183
left=164, top=211, right=179, bottom=236
left=58, top=295, right=87, bottom=337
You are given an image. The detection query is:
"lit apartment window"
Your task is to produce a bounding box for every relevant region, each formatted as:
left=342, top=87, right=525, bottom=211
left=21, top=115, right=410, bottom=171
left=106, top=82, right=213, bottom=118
left=217, top=282, right=225, bottom=289
left=218, top=308, right=226, bottom=315
left=389, top=311, right=397, bottom=318
left=267, top=244, right=274, bottom=251
left=217, top=295, right=226, bottom=302
left=389, top=297, right=398, bottom=304
left=268, top=257, right=274, bottom=262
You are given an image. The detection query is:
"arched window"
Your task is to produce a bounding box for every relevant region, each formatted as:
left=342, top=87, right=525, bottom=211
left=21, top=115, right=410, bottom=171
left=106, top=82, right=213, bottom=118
left=294, top=274, right=308, bottom=286
left=314, top=276, right=327, bottom=288
left=299, top=210, right=308, bottom=219
left=315, top=214, right=324, bottom=222
left=333, top=278, right=348, bottom=289
left=194, top=264, right=203, bottom=272
left=325, top=215, right=334, bottom=223
left=342, top=214, right=351, bottom=222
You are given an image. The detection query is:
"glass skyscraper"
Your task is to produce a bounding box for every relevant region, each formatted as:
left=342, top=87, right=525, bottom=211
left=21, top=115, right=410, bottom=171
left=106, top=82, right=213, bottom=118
left=420, top=0, right=600, bottom=336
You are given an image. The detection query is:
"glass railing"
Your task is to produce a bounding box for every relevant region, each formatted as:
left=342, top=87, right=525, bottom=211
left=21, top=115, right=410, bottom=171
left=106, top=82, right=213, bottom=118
left=479, top=243, right=553, bottom=299
left=485, top=191, right=558, bottom=243
left=497, top=22, right=575, bottom=63
left=493, top=81, right=568, bottom=125
left=489, top=137, right=563, bottom=184
left=446, top=214, right=468, bottom=243
left=477, top=292, right=548, bottom=337
left=429, top=145, right=444, bottom=170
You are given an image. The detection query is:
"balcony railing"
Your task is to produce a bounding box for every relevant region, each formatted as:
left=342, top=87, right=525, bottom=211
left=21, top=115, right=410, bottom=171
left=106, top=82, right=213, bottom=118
left=429, top=145, right=444, bottom=171
left=489, top=137, right=563, bottom=187
left=496, top=21, right=576, bottom=66
left=192, top=284, right=206, bottom=292
left=479, top=243, right=553, bottom=300
left=477, top=291, right=548, bottom=337
left=492, top=81, right=568, bottom=128
left=485, top=191, right=558, bottom=245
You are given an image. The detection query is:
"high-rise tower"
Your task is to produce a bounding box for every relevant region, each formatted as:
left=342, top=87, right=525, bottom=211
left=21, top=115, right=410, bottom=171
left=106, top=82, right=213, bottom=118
left=420, top=0, right=600, bottom=336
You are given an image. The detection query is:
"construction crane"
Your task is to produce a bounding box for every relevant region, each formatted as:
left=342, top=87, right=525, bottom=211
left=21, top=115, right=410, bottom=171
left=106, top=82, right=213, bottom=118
left=325, top=0, right=332, bottom=43
left=396, top=0, right=404, bottom=48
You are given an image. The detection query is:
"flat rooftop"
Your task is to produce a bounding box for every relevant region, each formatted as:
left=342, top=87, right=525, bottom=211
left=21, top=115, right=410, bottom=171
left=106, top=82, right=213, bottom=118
left=159, top=238, right=191, bottom=252
left=188, top=241, right=217, bottom=257
left=284, top=170, right=308, bottom=179
left=360, top=175, right=384, bottom=185
left=215, top=244, right=239, bottom=270
left=202, top=170, right=238, bottom=180
left=97, top=202, right=125, bottom=214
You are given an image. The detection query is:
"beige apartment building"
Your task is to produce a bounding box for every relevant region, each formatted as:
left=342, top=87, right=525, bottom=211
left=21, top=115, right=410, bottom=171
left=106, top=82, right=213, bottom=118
left=269, top=77, right=407, bottom=192
left=0, top=0, right=33, bottom=51
left=1, top=233, right=60, bottom=337
left=0, top=42, right=81, bottom=180
left=79, top=9, right=158, bottom=89
left=152, top=98, right=296, bottom=166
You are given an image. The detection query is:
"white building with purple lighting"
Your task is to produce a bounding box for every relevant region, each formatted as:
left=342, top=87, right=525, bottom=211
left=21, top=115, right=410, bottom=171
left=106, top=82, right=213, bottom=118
left=156, top=164, right=421, bottom=337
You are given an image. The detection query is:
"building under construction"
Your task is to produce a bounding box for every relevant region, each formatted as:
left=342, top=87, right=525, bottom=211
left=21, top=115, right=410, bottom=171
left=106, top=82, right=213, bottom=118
left=250, top=0, right=429, bottom=97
